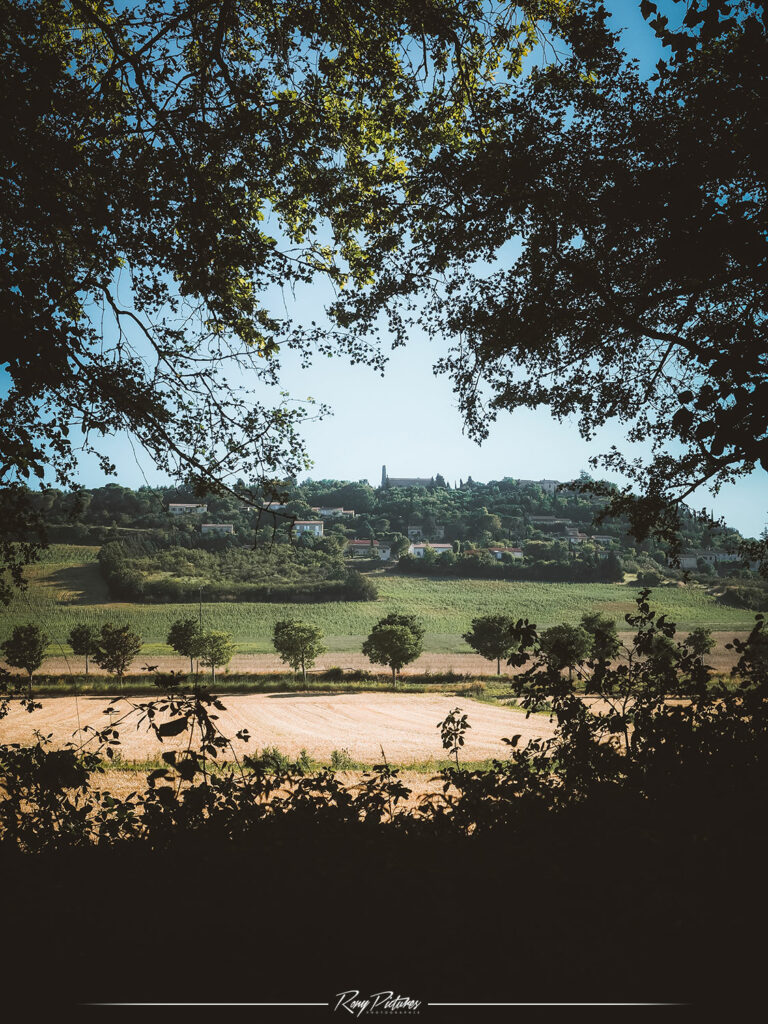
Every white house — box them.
[517,479,562,495]
[408,542,453,558]
[488,547,523,560]
[676,551,743,570]
[529,515,573,528]
[347,539,378,555]
[294,520,324,537]
[311,506,355,518]
[201,523,234,535]
[168,503,207,515]
[566,530,589,545]
[347,539,391,561]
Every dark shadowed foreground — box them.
[2,593,767,1019]
[2,805,766,1018]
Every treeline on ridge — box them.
[397,546,624,583]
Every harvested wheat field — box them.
[0,692,556,763]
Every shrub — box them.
[320,667,345,681]
[454,680,486,696]
[717,585,768,611]
[330,748,355,770]
[256,747,292,772]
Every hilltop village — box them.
[7,469,760,609]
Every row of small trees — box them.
[1,610,719,690]
[0,621,237,688]
[267,612,718,686]
[0,622,144,690]
[266,613,425,686]
[463,613,716,677]
[0,613,427,688]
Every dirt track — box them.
[0,692,556,763]
[28,631,747,678]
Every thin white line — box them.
[85,1001,684,1008]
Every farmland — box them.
[0,545,757,659]
[0,691,556,763]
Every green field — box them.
[0,545,757,655]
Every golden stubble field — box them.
[0,691,556,764]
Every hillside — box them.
[3,476,761,606]
[1,546,758,660]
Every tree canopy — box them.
[2,0,764,585]
[92,623,142,684]
[272,620,327,682]
[198,630,236,681]
[0,0,552,504]
[1,624,48,685]
[362,621,423,685]
[67,623,100,675]
[167,617,204,674]
[463,614,521,674]
[330,0,768,554]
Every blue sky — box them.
[7,1,767,539]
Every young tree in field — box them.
[539,624,591,683]
[198,631,236,683]
[272,621,327,684]
[167,617,204,674]
[362,624,423,688]
[644,634,680,679]
[93,624,142,688]
[1,624,48,693]
[580,613,620,662]
[686,627,716,659]
[579,612,620,687]
[374,613,426,645]
[67,624,99,676]
[463,615,520,675]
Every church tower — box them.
[381,465,388,488]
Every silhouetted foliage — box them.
[1,624,48,692]
[92,623,142,687]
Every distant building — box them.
[201,523,234,535]
[347,539,391,561]
[261,501,287,512]
[530,515,573,527]
[381,465,433,489]
[675,551,743,570]
[294,520,324,537]
[566,531,589,545]
[408,543,453,558]
[168,503,207,515]
[488,547,523,560]
[311,507,355,518]
[517,479,563,496]
[407,526,423,541]
[347,539,378,555]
